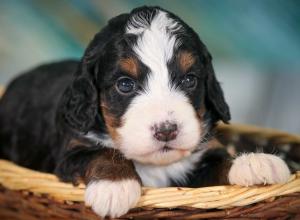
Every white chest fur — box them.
[134,150,205,187]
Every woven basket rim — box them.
[0,159,299,209]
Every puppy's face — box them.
[97,9,218,165]
[65,7,230,166]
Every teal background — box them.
[0,0,299,133]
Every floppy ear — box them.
[58,13,130,133]
[59,58,99,133]
[189,30,231,124]
[205,60,231,124]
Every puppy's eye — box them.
[180,74,197,89]
[116,77,136,94]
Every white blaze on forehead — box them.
[126,10,181,93]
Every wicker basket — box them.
[0,123,299,220]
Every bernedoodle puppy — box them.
[0,6,291,218]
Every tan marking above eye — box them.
[119,57,139,77]
[178,51,195,73]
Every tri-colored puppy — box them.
[0,6,291,218]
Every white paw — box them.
[85,179,141,218]
[228,153,291,186]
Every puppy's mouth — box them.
[158,146,191,157]
[129,146,192,165]
[138,145,190,156]
[160,146,172,153]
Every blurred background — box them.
[0,0,299,133]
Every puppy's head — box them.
[61,6,230,165]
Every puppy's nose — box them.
[154,122,178,142]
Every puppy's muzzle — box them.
[153,121,178,142]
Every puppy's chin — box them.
[126,148,192,165]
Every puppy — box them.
[0,6,290,218]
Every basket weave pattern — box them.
[0,159,299,219]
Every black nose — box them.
[154,122,178,142]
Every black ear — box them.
[205,62,231,124]
[189,30,231,124]
[58,30,104,133]
[59,60,98,133]
[58,13,130,133]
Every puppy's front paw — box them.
[85,179,141,218]
[228,153,290,186]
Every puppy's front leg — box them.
[55,146,141,218]
[189,147,291,187]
